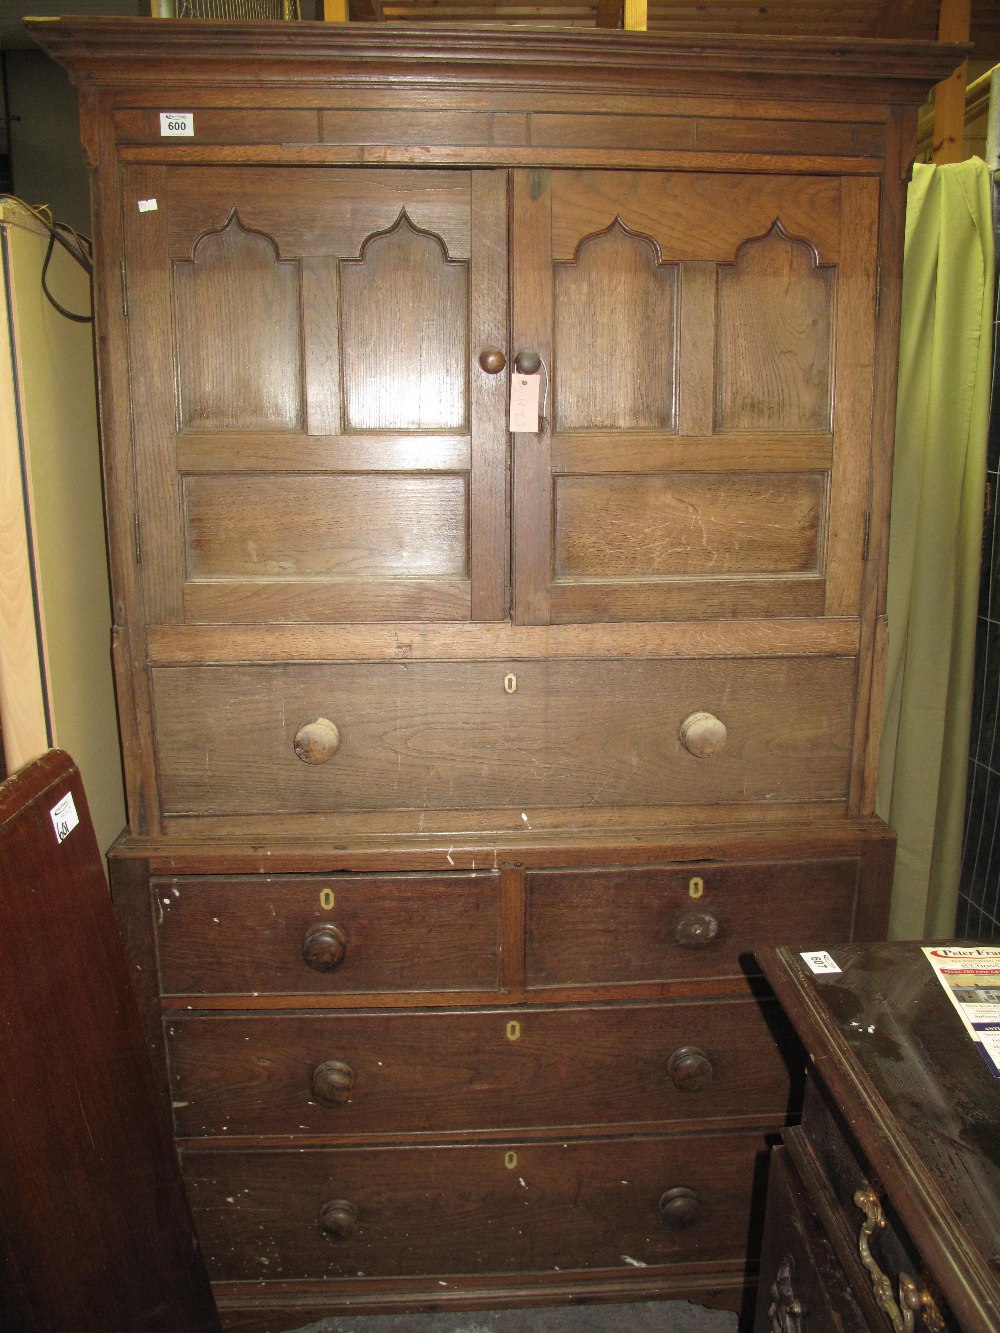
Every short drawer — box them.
[526,858,861,986]
[151,657,854,816]
[165,997,801,1137]
[182,1130,772,1280]
[154,872,499,996]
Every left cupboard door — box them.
[120,166,509,627]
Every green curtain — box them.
[877,158,995,940]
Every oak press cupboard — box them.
[31,19,962,1331]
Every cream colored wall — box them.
[0,201,126,858]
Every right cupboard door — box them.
[511,170,880,625]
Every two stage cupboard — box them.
[32,18,961,1331]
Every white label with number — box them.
[160,112,194,137]
[50,792,80,845]
[800,950,842,975]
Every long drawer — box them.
[182,1131,772,1280]
[526,858,861,986]
[165,998,801,1138]
[154,872,499,996]
[151,657,855,815]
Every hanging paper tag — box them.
[509,373,541,433]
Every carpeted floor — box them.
[290,1299,739,1331]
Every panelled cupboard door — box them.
[512,170,880,624]
[121,163,877,632]
[121,165,508,625]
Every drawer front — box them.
[753,1146,870,1333]
[183,1131,771,1280]
[166,998,801,1137]
[152,657,854,816]
[154,873,499,996]
[526,859,860,986]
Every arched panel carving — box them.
[340,210,468,432]
[716,221,834,432]
[173,210,302,431]
[555,218,677,432]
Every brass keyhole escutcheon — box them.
[504,673,517,694]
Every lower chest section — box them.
[114,829,893,1326]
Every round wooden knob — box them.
[679,711,727,758]
[514,349,542,375]
[478,347,507,374]
[673,909,719,949]
[311,1059,356,1104]
[293,717,341,765]
[302,922,348,971]
[667,1046,715,1092]
[318,1199,359,1242]
[659,1186,699,1229]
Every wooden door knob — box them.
[514,349,542,375]
[673,909,719,949]
[478,347,506,374]
[679,711,727,758]
[659,1186,699,1229]
[318,1199,360,1242]
[302,922,348,971]
[311,1059,356,1104]
[667,1046,715,1092]
[293,717,341,765]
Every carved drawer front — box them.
[166,997,799,1138]
[182,1131,772,1280]
[754,1146,871,1333]
[150,657,855,817]
[153,872,499,996]
[790,1083,946,1327]
[526,858,861,986]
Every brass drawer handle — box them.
[854,1186,943,1332]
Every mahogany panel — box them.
[150,657,856,816]
[321,109,491,145]
[181,1131,772,1280]
[154,872,499,996]
[526,858,862,986]
[165,998,800,1138]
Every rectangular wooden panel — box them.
[183,474,469,580]
[151,657,857,817]
[154,873,499,996]
[166,999,800,1138]
[553,473,823,578]
[526,859,862,986]
[182,1132,772,1280]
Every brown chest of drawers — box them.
[755,943,1000,1333]
[32,17,962,1331]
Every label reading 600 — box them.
[159,112,194,137]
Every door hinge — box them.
[133,511,142,566]
[862,510,872,562]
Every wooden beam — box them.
[596,0,624,28]
[623,0,646,31]
[932,0,972,163]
